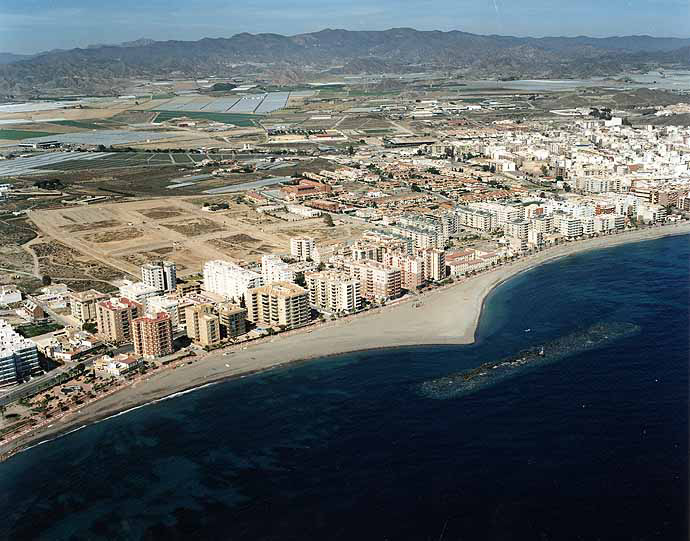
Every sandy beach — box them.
[2,222,689,459]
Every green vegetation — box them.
[50,120,107,130]
[0,129,57,140]
[17,322,63,338]
[153,110,261,126]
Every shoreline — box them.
[2,223,690,461]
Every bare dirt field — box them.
[27,197,369,277]
[160,218,224,237]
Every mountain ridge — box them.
[2,28,689,95]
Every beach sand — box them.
[2,223,689,459]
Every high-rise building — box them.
[146,295,181,329]
[118,280,160,306]
[261,255,295,284]
[132,312,173,358]
[383,253,426,291]
[96,297,143,344]
[218,303,248,339]
[175,280,202,297]
[69,289,108,323]
[0,319,39,388]
[290,237,315,261]
[244,282,311,330]
[185,304,221,347]
[345,260,402,301]
[141,261,177,293]
[419,247,446,281]
[305,271,361,313]
[203,260,264,301]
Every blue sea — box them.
[1,235,688,540]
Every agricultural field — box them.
[153,110,261,126]
[0,129,60,140]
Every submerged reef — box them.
[420,322,640,399]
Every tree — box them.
[540,165,549,176]
[323,214,335,227]
[41,275,52,286]
[347,145,355,156]
[410,183,422,192]
[563,183,572,193]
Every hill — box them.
[1,28,689,95]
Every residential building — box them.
[218,303,248,339]
[305,271,361,313]
[290,237,315,261]
[176,280,202,297]
[244,282,311,330]
[0,285,22,306]
[119,280,160,306]
[96,297,143,344]
[185,304,221,347]
[141,261,177,293]
[0,319,40,388]
[132,312,173,358]
[560,217,583,238]
[419,248,446,281]
[261,255,295,284]
[203,260,264,301]
[384,253,426,291]
[455,206,494,231]
[346,260,402,301]
[146,295,181,329]
[69,289,108,323]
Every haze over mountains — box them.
[1,28,689,95]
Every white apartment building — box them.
[559,217,583,238]
[119,280,161,306]
[0,319,40,388]
[291,237,315,261]
[505,220,529,240]
[141,261,177,293]
[305,271,361,313]
[455,206,494,231]
[419,248,446,281]
[391,224,439,249]
[0,285,22,305]
[470,202,524,227]
[203,260,264,301]
[146,295,181,329]
[261,255,295,284]
[593,214,625,232]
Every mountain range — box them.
[1,28,689,96]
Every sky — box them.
[1,0,689,54]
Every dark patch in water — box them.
[420,322,640,399]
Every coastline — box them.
[2,223,690,461]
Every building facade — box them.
[305,271,361,313]
[185,304,221,347]
[132,312,173,358]
[245,282,311,330]
[69,289,108,323]
[0,319,40,388]
[203,260,264,301]
[96,297,143,344]
[141,261,177,293]
[290,237,315,261]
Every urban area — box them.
[1,74,690,450]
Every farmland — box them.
[153,110,261,126]
[0,129,61,140]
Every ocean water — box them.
[0,235,688,540]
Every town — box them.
[2,84,690,448]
